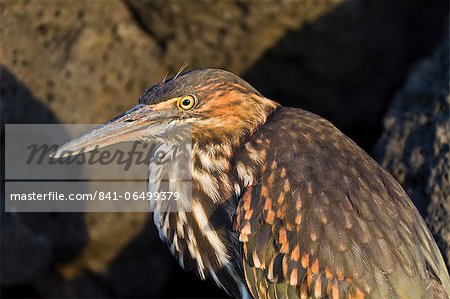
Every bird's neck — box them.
[151,97,279,297]
[192,95,279,201]
[192,93,279,150]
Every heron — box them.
[52,69,450,298]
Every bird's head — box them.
[51,69,278,158]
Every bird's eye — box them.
[178,95,196,110]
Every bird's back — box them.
[234,106,450,298]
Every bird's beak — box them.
[50,104,161,158]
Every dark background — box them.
[1,0,449,298]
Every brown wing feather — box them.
[234,107,450,298]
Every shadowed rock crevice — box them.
[375,28,450,267]
[243,0,448,150]
[1,68,87,292]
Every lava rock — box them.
[374,30,450,267]
[1,0,341,125]
[244,0,448,150]
[1,0,165,124]
[1,69,88,289]
[1,213,52,286]
[125,0,341,74]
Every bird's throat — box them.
[151,96,279,297]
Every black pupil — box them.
[182,99,191,107]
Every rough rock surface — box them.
[1,0,342,125]
[125,0,341,74]
[374,35,450,267]
[1,214,52,286]
[1,0,165,124]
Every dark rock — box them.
[1,68,88,288]
[19,213,88,263]
[1,66,59,124]
[244,0,448,150]
[30,219,174,298]
[104,218,172,298]
[32,272,110,298]
[1,213,52,286]
[374,31,450,267]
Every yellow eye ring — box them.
[178,95,196,110]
